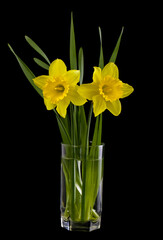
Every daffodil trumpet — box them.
[8,13,134,231]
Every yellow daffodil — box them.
[78,62,134,117]
[33,59,87,118]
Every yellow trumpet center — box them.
[99,75,123,102]
[43,78,69,104]
[54,84,65,92]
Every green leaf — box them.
[70,103,77,145]
[78,106,87,145]
[8,44,43,98]
[91,116,99,147]
[70,12,77,70]
[91,113,102,152]
[25,36,50,64]
[78,47,84,85]
[109,27,124,63]
[98,27,104,69]
[53,109,71,144]
[78,48,87,146]
[33,58,49,70]
[86,104,93,147]
[97,114,102,145]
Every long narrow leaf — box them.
[91,114,102,149]
[78,47,84,85]
[73,105,78,145]
[98,27,104,69]
[25,36,50,64]
[78,47,87,146]
[109,27,124,63]
[70,12,77,70]
[8,44,43,98]
[91,116,99,146]
[97,114,102,145]
[69,11,77,148]
[78,106,87,146]
[53,109,71,144]
[33,58,49,70]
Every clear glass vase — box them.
[60,143,105,232]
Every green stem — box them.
[70,158,76,220]
[81,104,93,221]
[62,159,70,219]
[86,104,93,147]
[69,104,75,220]
[70,103,80,220]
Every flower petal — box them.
[102,62,119,79]
[49,59,67,77]
[44,98,56,110]
[106,99,121,116]
[121,83,134,98]
[33,75,49,90]
[92,95,106,117]
[93,67,102,83]
[77,83,99,100]
[56,97,70,118]
[68,86,87,106]
[63,70,80,85]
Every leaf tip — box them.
[71,11,74,22]
[25,35,31,43]
[98,26,102,42]
[121,26,124,34]
[8,43,14,54]
[8,43,11,48]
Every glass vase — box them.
[60,143,105,232]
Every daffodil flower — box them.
[78,62,134,117]
[33,59,87,118]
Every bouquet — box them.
[8,13,134,231]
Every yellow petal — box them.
[33,75,49,90]
[106,99,121,116]
[63,70,80,85]
[68,86,87,106]
[102,62,119,79]
[77,83,99,100]
[56,97,70,118]
[121,83,134,98]
[44,98,56,110]
[49,59,67,77]
[93,67,102,83]
[92,95,106,117]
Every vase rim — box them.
[61,142,105,148]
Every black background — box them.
[2,0,156,238]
